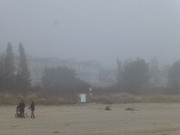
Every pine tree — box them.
[3,42,16,90]
[17,43,31,90]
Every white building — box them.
[28,57,102,87]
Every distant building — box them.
[28,57,109,87]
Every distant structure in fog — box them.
[28,57,114,87]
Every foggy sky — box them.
[0,0,180,69]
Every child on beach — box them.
[29,100,35,118]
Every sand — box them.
[0,103,180,135]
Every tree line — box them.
[1,43,180,94]
[116,58,180,94]
[0,43,89,93]
[0,43,31,91]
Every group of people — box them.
[16,100,35,118]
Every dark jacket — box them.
[17,101,25,112]
[29,101,35,111]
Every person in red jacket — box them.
[29,100,35,118]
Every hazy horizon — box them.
[0,0,180,69]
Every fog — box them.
[0,0,180,69]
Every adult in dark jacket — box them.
[17,100,25,118]
[29,100,35,118]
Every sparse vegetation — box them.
[1,90,180,105]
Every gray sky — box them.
[0,0,180,69]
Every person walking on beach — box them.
[29,100,35,118]
[17,100,25,118]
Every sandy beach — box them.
[1,103,180,135]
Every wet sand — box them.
[1,103,180,135]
